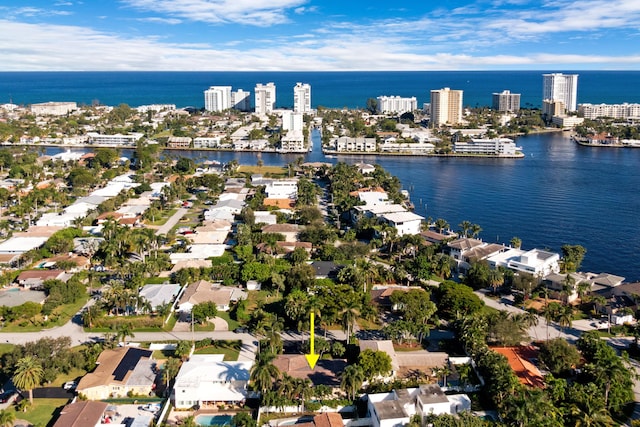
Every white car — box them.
[140,403,161,413]
[63,381,77,391]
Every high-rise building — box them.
[232,89,251,112]
[492,90,521,112]
[293,83,311,113]
[203,86,232,112]
[376,96,418,114]
[542,73,578,113]
[430,88,463,127]
[281,111,304,131]
[255,82,276,115]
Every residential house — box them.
[177,280,247,314]
[172,354,252,408]
[542,272,587,304]
[261,223,300,242]
[309,261,342,279]
[487,248,560,277]
[379,211,424,237]
[368,385,471,427]
[492,346,544,388]
[273,354,347,387]
[52,401,109,427]
[139,283,181,311]
[16,269,70,289]
[169,244,227,264]
[76,347,156,400]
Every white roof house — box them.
[357,191,390,207]
[139,284,181,310]
[169,244,227,264]
[0,236,48,254]
[172,355,253,408]
[368,385,471,427]
[380,212,424,237]
[487,248,560,277]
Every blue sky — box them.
[1,0,640,71]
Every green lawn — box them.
[216,311,240,331]
[193,342,240,361]
[145,208,177,226]
[20,398,70,426]
[1,296,89,332]
[0,343,15,357]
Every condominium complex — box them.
[492,90,521,112]
[430,88,463,127]
[330,136,377,152]
[453,138,519,156]
[376,96,418,114]
[293,83,311,114]
[255,82,276,115]
[281,111,304,132]
[30,101,77,116]
[204,86,232,112]
[542,73,578,112]
[578,103,640,120]
[231,90,251,112]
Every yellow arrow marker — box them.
[304,311,320,369]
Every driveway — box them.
[156,208,189,236]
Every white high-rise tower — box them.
[542,73,578,113]
[293,82,311,113]
[255,83,276,115]
[430,88,463,127]
[203,86,232,112]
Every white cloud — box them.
[137,17,182,25]
[1,19,639,71]
[121,0,308,26]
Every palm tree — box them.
[458,220,472,238]
[488,269,504,294]
[510,236,522,249]
[114,322,135,346]
[557,305,573,334]
[12,356,44,404]
[250,351,280,394]
[340,299,361,344]
[576,280,592,303]
[0,409,15,427]
[162,357,182,389]
[340,365,365,401]
[470,223,482,238]
[434,218,449,233]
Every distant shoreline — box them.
[5,142,526,159]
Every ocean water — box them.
[1,71,640,109]
[6,70,639,279]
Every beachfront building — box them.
[293,82,312,113]
[487,248,561,277]
[255,82,276,115]
[330,136,377,152]
[204,86,232,112]
[87,132,143,146]
[578,103,640,120]
[377,96,418,114]
[232,89,251,112]
[30,101,77,116]
[453,138,520,156]
[543,73,579,112]
[430,88,463,127]
[492,90,521,112]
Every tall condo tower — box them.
[231,89,251,112]
[204,86,232,112]
[255,83,276,115]
[293,83,311,113]
[542,73,578,112]
[492,90,521,112]
[430,88,463,127]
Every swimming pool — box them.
[195,414,233,426]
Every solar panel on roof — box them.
[112,348,152,381]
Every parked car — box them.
[140,403,161,413]
[0,392,14,403]
[63,381,77,391]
